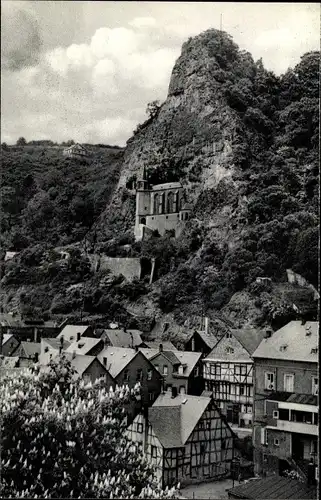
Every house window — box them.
[274,438,279,447]
[136,369,143,381]
[273,410,279,419]
[210,365,216,375]
[239,385,245,396]
[137,423,143,433]
[241,365,247,376]
[147,369,152,380]
[155,364,159,371]
[200,443,206,454]
[234,365,241,376]
[151,445,157,458]
[264,372,275,391]
[261,428,268,445]
[179,386,186,395]
[194,366,199,377]
[163,365,168,376]
[123,370,129,381]
[221,439,226,450]
[226,346,234,354]
[312,377,318,395]
[83,374,90,383]
[178,365,184,375]
[149,392,155,402]
[191,338,195,351]
[284,374,294,393]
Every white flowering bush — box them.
[0,355,179,499]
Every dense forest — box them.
[0,30,319,333]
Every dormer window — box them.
[178,365,184,375]
[44,346,49,353]
[280,344,288,352]
[311,347,318,354]
[78,343,85,349]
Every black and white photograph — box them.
[0,1,319,499]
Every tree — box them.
[16,137,27,146]
[0,355,179,499]
[146,101,161,119]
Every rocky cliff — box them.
[1,29,318,336]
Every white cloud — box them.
[129,17,157,28]
[90,27,142,59]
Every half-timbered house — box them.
[126,391,236,488]
[203,328,265,428]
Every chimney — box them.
[159,343,163,352]
[204,317,209,335]
[77,331,81,342]
[103,357,107,366]
[265,329,272,339]
[171,386,178,399]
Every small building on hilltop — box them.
[252,320,319,481]
[134,168,192,241]
[126,391,236,488]
[63,143,89,159]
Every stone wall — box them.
[89,255,142,281]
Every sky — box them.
[1,1,320,146]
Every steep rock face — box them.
[96,30,245,241]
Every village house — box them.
[140,345,204,395]
[97,346,163,407]
[57,324,94,343]
[39,338,71,365]
[43,352,116,387]
[134,168,192,241]
[64,336,104,357]
[203,328,266,429]
[11,341,41,368]
[0,333,20,356]
[252,321,319,482]
[101,328,146,348]
[184,318,222,357]
[0,313,60,342]
[126,391,236,488]
[144,340,178,350]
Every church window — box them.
[167,192,174,213]
[154,193,159,214]
[159,193,165,214]
[140,217,146,225]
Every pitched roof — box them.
[227,475,317,499]
[18,342,41,357]
[103,329,143,348]
[144,341,178,351]
[266,391,318,406]
[252,321,319,363]
[0,314,23,327]
[65,337,102,356]
[231,328,266,355]
[97,347,138,378]
[152,182,182,191]
[2,333,14,345]
[191,330,220,349]
[57,325,90,343]
[52,353,105,377]
[151,393,212,447]
[140,348,201,377]
[42,338,71,350]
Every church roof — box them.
[152,182,182,191]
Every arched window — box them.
[173,191,179,212]
[159,192,165,214]
[167,191,174,213]
[140,217,146,225]
[154,193,159,214]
